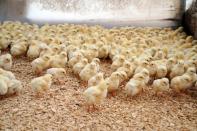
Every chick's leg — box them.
[111,91,117,97]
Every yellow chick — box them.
[49,44,62,54]
[0,53,12,70]
[148,61,157,77]
[46,68,66,84]
[98,45,109,58]
[125,74,146,97]
[83,47,99,62]
[185,36,193,43]
[166,57,177,73]
[79,62,98,82]
[184,67,197,83]
[50,52,68,68]
[31,55,51,75]
[90,58,100,72]
[116,60,134,79]
[171,75,192,93]
[0,75,10,95]
[83,80,109,112]
[68,54,84,67]
[111,56,125,71]
[169,60,185,79]
[27,40,42,59]
[0,79,8,95]
[134,60,149,74]
[106,72,122,96]
[72,58,88,75]
[154,50,165,60]
[0,68,15,79]
[155,64,168,79]
[10,42,28,57]
[31,74,52,96]
[152,78,169,95]
[139,68,150,84]
[7,79,22,95]
[88,72,104,87]
[0,36,11,50]
[39,44,54,57]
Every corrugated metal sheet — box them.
[0,0,187,27]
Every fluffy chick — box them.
[10,42,28,57]
[152,78,169,95]
[0,75,10,95]
[169,60,185,79]
[73,58,88,75]
[134,60,149,74]
[125,74,146,97]
[68,54,83,67]
[27,40,42,59]
[0,79,8,95]
[79,62,98,82]
[31,55,51,75]
[171,75,192,93]
[31,74,52,96]
[46,68,66,84]
[0,53,12,70]
[7,79,22,95]
[155,64,168,79]
[0,68,15,79]
[50,52,68,68]
[83,80,109,112]
[98,45,109,58]
[111,56,125,71]
[88,72,104,87]
[106,72,122,96]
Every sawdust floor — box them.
[0,57,197,131]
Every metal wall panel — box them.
[0,0,186,27]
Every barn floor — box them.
[0,56,197,130]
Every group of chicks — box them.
[0,21,197,111]
[0,53,22,96]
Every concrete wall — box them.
[0,0,185,27]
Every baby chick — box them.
[152,78,169,95]
[46,68,66,84]
[0,79,8,95]
[68,54,83,67]
[31,55,51,75]
[98,45,109,58]
[88,72,104,87]
[0,53,12,70]
[83,80,109,112]
[169,60,185,79]
[10,41,28,57]
[73,58,88,75]
[134,60,149,74]
[139,68,150,84]
[166,57,177,73]
[31,74,52,97]
[27,40,42,59]
[147,61,157,77]
[0,36,11,50]
[155,64,168,79]
[111,56,125,71]
[184,67,197,83]
[116,60,134,79]
[7,79,22,95]
[106,72,122,96]
[125,74,146,97]
[0,68,15,79]
[79,62,98,82]
[171,75,192,93]
[50,52,68,68]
